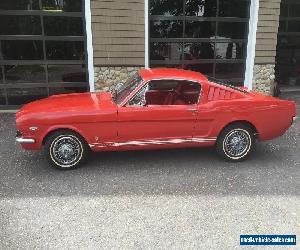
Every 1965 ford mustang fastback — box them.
[16,68,297,169]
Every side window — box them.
[173,81,201,105]
[149,80,178,90]
[127,80,201,106]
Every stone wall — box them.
[94,64,276,95]
[94,66,142,92]
[253,64,275,95]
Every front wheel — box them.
[216,124,255,162]
[44,130,89,170]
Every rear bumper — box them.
[292,116,297,124]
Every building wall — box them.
[254,0,281,94]
[91,0,145,90]
[90,0,282,95]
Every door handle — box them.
[187,108,197,113]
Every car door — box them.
[117,79,200,146]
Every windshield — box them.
[206,76,248,94]
[114,73,143,105]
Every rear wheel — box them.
[216,123,255,162]
[44,130,89,170]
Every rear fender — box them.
[251,103,296,141]
[212,116,259,141]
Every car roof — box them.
[139,68,208,83]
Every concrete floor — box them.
[0,93,299,249]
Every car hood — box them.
[17,92,116,117]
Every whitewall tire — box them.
[216,123,255,162]
[44,130,89,170]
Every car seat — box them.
[172,84,186,105]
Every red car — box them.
[16,68,297,169]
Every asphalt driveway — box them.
[0,93,299,249]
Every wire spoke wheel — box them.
[49,135,84,168]
[224,130,250,158]
[216,124,255,162]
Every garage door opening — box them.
[149,0,251,87]
[0,0,89,109]
[276,0,300,93]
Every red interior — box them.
[145,91,170,105]
[145,83,200,105]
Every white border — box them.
[145,0,149,68]
[244,0,260,90]
[85,0,95,92]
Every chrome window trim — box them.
[121,78,203,107]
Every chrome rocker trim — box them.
[90,137,217,148]
[16,137,36,143]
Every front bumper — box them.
[16,137,35,143]
[16,131,35,144]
